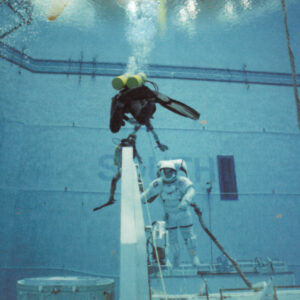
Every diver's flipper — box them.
[156,92,200,120]
[93,200,115,212]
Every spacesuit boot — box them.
[191,255,201,267]
[172,247,180,268]
[187,240,201,267]
[188,245,201,267]
[181,227,201,268]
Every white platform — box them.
[119,146,150,300]
[152,289,300,300]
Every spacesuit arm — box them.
[141,179,161,204]
[178,186,195,210]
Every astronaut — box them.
[141,160,201,267]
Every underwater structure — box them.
[117,146,300,299]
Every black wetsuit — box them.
[110,85,157,133]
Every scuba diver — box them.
[141,159,201,267]
[93,129,143,212]
[109,79,200,152]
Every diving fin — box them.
[93,199,115,212]
[156,92,200,120]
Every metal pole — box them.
[191,203,253,289]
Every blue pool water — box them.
[1,0,300,299]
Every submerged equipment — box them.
[112,73,130,90]
[146,221,169,266]
[191,203,253,289]
[127,72,148,89]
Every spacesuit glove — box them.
[141,194,147,204]
[178,200,188,211]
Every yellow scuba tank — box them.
[112,73,131,90]
[126,72,148,89]
[112,72,147,90]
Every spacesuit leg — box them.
[168,228,180,267]
[180,225,201,267]
[165,213,180,267]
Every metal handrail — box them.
[1,41,300,87]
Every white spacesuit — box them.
[141,160,201,267]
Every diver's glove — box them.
[156,141,168,152]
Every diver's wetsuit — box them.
[110,85,157,133]
[109,83,200,152]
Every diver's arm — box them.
[110,96,125,133]
[135,149,144,166]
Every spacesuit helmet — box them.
[159,161,177,183]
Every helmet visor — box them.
[162,168,176,179]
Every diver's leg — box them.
[145,121,168,151]
[133,123,142,133]
[109,168,121,203]
[93,168,121,212]
[139,102,156,123]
